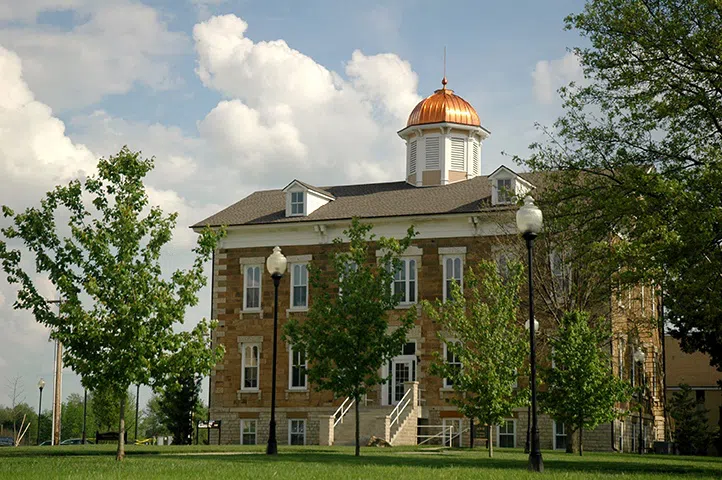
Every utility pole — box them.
[48,299,62,446]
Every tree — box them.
[423,260,527,457]
[539,311,632,455]
[519,0,722,371]
[0,147,224,460]
[284,218,416,456]
[156,372,202,445]
[61,393,90,441]
[669,384,712,455]
[139,396,169,440]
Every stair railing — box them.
[389,388,412,428]
[333,397,355,427]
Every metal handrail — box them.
[389,388,412,427]
[417,425,470,446]
[333,397,354,428]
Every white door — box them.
[392,359,413,404]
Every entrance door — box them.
[392,359,412,403]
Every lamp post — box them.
[517,196,544,473]
[524,319,540,455]
[265,246,287,455]
[634,347,646,455]
[37,378,45,445]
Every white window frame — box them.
[290,191,305,216]
[393,258,417,305]
[288,419,306,445]
[241,343,260,391]
[442,255,464,301]
[290,263,309,310]
[443,341,462,388]
[497,178,513,204]
[496,419,516,448]
[243,264,262,311]
[240,419,257,445]
[494,250,516,282]
[288,344,308,391]
[442,418,462,447]
[553,421,567,450]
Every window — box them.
[291,263,308,309]
[497,419,516,448]
[290,191,304,215]
[696,390,705,404]
[443,342,462,388]
[443,418,462,447]
[242,344,260,390]
[497,178,513,204]
[443,256,463,301]
[393,258,417,304]
[496,251,515,281]
[288,345,307,390]
[338,260,357,297]
[550,250,571,296]
[553,421,567,450]
[408,140,417,175]
[240,419,257,445]
[425,136,440,169]
[288,419,306,445]
[450,137,465,171]
[243,265,261,310]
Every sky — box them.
[0,0,587,410]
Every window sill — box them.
[287,307,309,314]
[394,303,417,310]
[240,388,260,393]
[241,308,262,314]
[440,386,455,393]
[286,388,308,393]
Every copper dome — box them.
[407,78,480,128]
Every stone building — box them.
[193,78,665,450]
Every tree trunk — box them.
[579,425,584,457]
[117,395,126,461]
[566,427,577,454]
[488,424,493,458]
[354,394,360,457]
[469,418,474,449]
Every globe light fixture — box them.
[265,246,287,455]
[266,246,288,277]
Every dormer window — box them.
[291,191,304,215]
[497,178,513,204]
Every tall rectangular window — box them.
[550,250,571,296]
[288,345,307,390]
[393,258,417,304]
[291,263,308,308]
[443,256,463,301]
[425,136,440,169]
[240,419,257,445]
[243,265,261,310]
[553,421,567,450]
[290,191,304,215]
[497,419,516,448]
[443,342,462,388]
[497,178,513,203]
[241,343,260,390]
[288,419,306,445]
[496,251,515,282]
[450,137,466,171]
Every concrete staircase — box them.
[321,382,420,447]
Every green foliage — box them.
[423,260,527,456]
[61,393,91,441]
[156,372,203,445]
[0,147,225,458]
[139,396,170,440]
[669,384,711,455]
[284,218,416,456]
[540,311,632,454]
[519,0,722,370]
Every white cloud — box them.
[0,1,187,110]
[531,52,583,105]
[192,14,421,187]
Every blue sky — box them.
[0,0,587,409]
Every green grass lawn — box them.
[0,445,720,479]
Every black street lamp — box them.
[37,378,45,445]
[265,246,287,455]
[524,318,540,455]
[82,389,87,445]
[634,347,646,455]
[517,196,544,473]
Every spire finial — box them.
[442,46,447,89]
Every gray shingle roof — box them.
[192,174,542,228]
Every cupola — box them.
[398,78,490,187]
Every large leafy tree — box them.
[284,218,416,456]
[423,260,527,457]
[0,147,224,459]
[669,384,712,455]
[156,371,203,445]
[540,311,632,455]
[521,0,722,371]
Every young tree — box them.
[540,311,632,455]
[519,0,722,371]
[284,218,416,456]
[669,384,712,455]
[61,393,91,441]
[139,396,170,440]
[156,372,203,445]
[0,147,224,460]
[423,260,527,457]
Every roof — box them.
[192,173,543,229]
[406,79,481,128]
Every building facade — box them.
[194,79,665,450]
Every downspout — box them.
[610,284,619,452]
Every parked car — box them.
[59,438,94,445]
[0,437,14,447]
[39,440,52,446]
